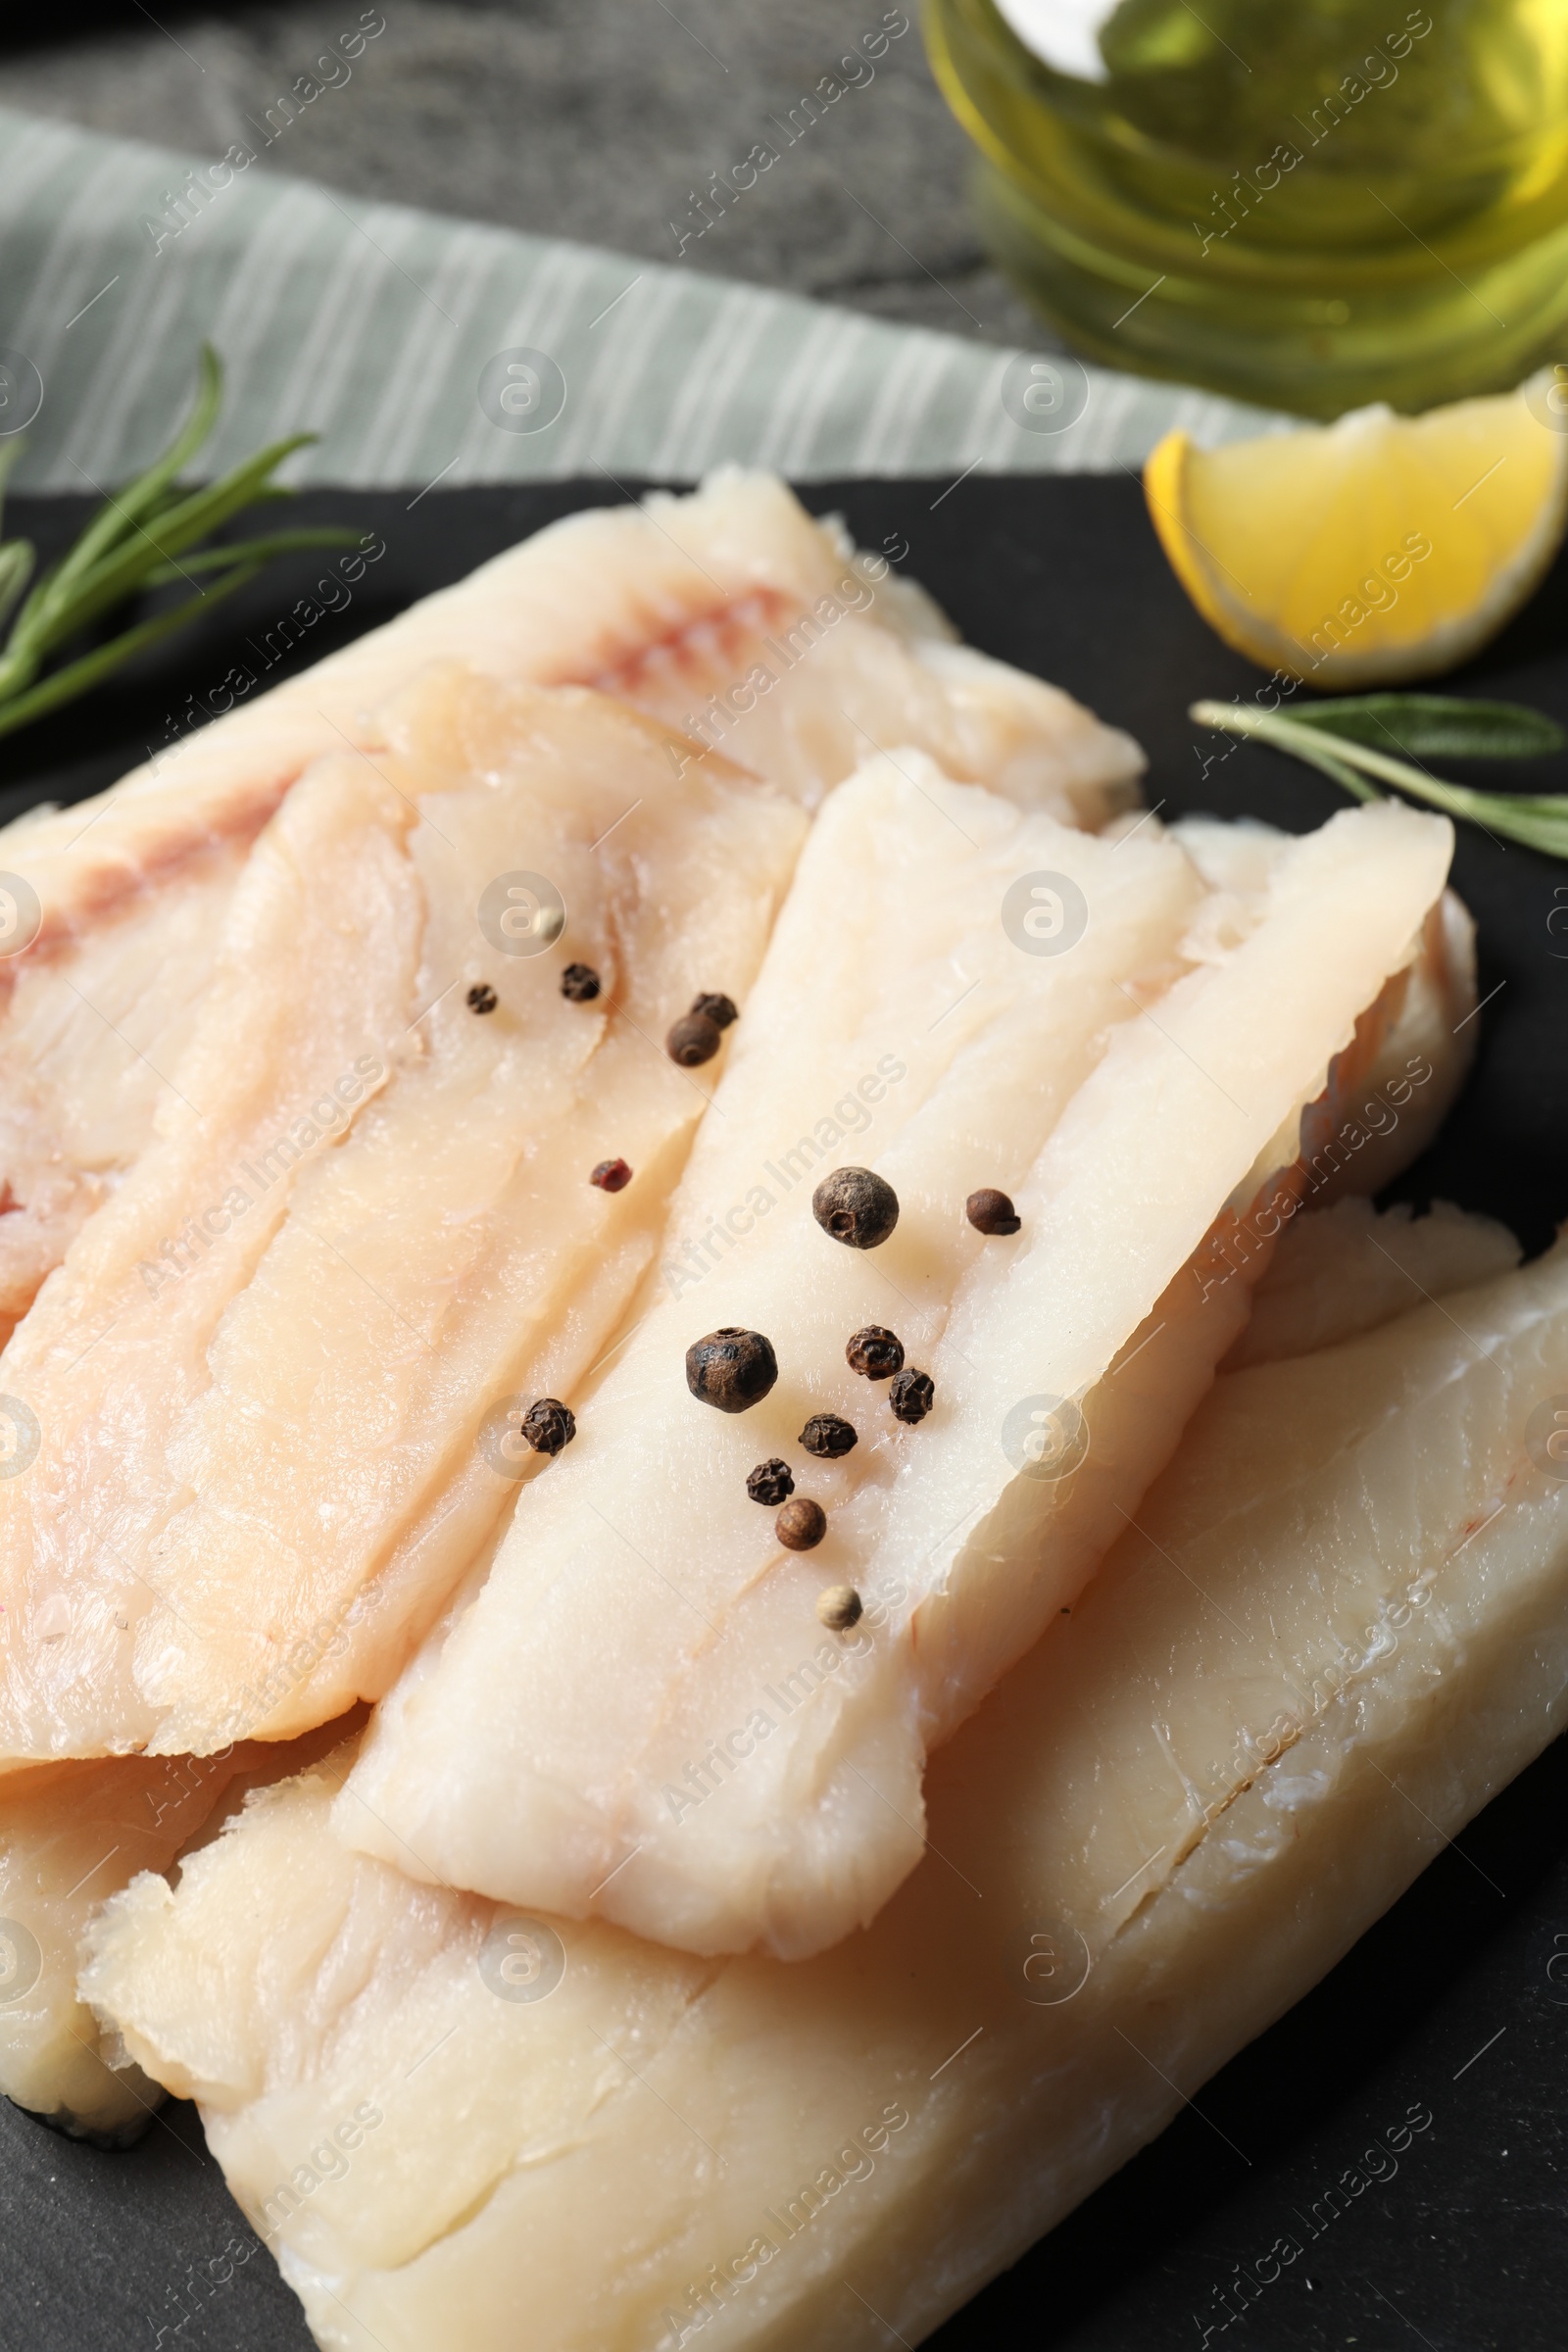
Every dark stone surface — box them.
[0,1,1051,347]
[0,473,1566,2347]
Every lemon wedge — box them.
[1145,373,1568,687]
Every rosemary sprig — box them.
[1290,695,1564,760]
[0,345,358,745]
[1190,695,1568,858]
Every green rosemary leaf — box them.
[0,346,358,746]
[1189,697,1568,861]
[140,527,360,585]
[1443,794,1568,856]
[21,435,318,660]
[1293,693,1564,760]
[40,345,224,611]
[126,432,318,558]
[0,440,27,547]
[1267,728,1381,805]
[0,541,34,637]
[0,561,265,744]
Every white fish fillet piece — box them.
[0,1712,359,2141]
[478,470,1142,821]
[0,677,805,1769]
[1306,888,1476,1196]
[342,782,1455,1959]
[0,473,1138,1332]
[0,888,1474,2147]
[81,1213,1568,2352]
[2,472,1139,903]
[1169,813,1478,1199]
[0,837,249,1333]
[1231,1194,1520,1367]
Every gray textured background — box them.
[0,2,1051,346]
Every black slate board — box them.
[2,476,1566,2352]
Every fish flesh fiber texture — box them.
[342,776,1458,1959]
[1166,812,1477,1197]
[1229,1193,1519,1367]
[81,1202,1568,2352]
[0,483,1487,2279]
[0,1712,361,2141]
[0,478,1143,2119]
[0,675,808,1770]
[0,841,1474,2142]
[0,474,1139,1327]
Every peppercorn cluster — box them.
[679,1160,1024,1628]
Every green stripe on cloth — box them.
[0,105,1287,489]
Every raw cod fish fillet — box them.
[0,833,248,1336]
[1168,813,1477,1197]
[1228,1192,1519,1367]
[0,1712,361,2141]
[575,485,1142,821]
[0,674,805,1769]
[0,474,1138,1324]
[81,1202,1568,2352]
[0,812,1471,2147]
[342,775,1457,1959]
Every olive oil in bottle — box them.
[925,0,1568,414]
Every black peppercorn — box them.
[691,991,738,1030]
[591,1158,632,1193]
[799,1412,857,1459]
[816,1584,862,1632]
[561,963,602,1003]
[521,1396,576,1455]
[845,1324,904,1381]
[811,1166,900,1250]
[746,1458,795,1506]
[686,1327,778,1413]
[777,1497,827,1551]
[889,1369,934,1426]
[967,1187,1021,1236]
[466,982,498,1015]
[666,1009,722,1067]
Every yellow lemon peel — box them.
[1146,373,1568,688]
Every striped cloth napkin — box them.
[0,103,1283,491]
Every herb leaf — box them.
[0,345,360,744]
[1189,697,1568,860]
[0,541,34,638]
[0,562,267,745]
[140,529,366,586]
[1292,693,1564,760]
[1264,725,1381,805]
